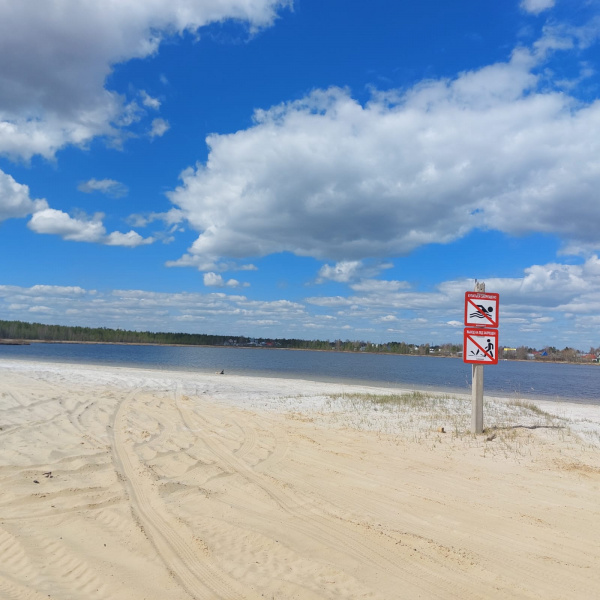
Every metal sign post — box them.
[463,282,500,434]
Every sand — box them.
[0,359,599,600]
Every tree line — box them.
[3,319,595,362]
[0,319,454,355]
[503,345,599,363]
[0,320,232,346]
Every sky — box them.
[2,0,600,350]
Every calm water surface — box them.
[1,343,598,405]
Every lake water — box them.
[1,342,598,405]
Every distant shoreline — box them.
[1,338,598,366]
[4,338,449,355]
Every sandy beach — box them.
[0,360,599,599]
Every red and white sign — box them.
[463,328,499,365]
[464,292,499,328]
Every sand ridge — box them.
[0,360,599,599]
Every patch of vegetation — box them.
[506,399,552,418]
[329,390,459,408]
[317,390,580,458]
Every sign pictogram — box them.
[463,328,499,365]
[464,292,499,328]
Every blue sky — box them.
[2,0,600,349]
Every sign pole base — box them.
[472,364,484,434]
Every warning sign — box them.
[464,292,499,328]
[463,328,499,365]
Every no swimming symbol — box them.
[469,304,494,321]
[464,292,499,328]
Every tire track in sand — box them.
[0,576,52,600]
[111,389,260,600]
[174,389,457,599]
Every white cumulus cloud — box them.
[27,208,154,247]
[0,169,48,221]
[28,208,106,242]
[168,32,600,265]
[203,272,248,288]
[106,230,155,247]
[0,0,289,160]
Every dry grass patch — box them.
[506,399,553,418]
[330,390,455,408]
[310,390,580,457]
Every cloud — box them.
[0,285,306,337]
[0,284,89,297]
[78,178,128,198]
[316,260,392,283]
[204,272,227,287]
[1,170,151,247]
[128,208,184,228]
[0,0,289,160]
[27,208,154,247]
[452,257,600,307]
[5,254,600,346]
[149,118,170,138]
[306,254,600,346]
[378,314,398,322]
[105,230,155,247]
[140,91,161,110]
[350,279,410,293]
[166,252,257,273]
[317,261,363,283]
[203,272,248,288]
[30,285,88,296]
[0,169,48,221]
[28,208,106,242]
[0,285,95,318]
[168,31,600,265]
[521,0,555,15]
[28,306,53,314]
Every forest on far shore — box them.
[0,319,447,355]
[1,319,596,362]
